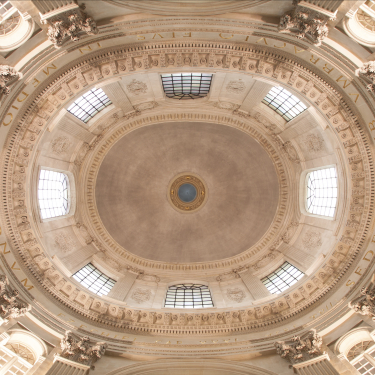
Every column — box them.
[238,268,271,300]
[46,356,90,375]
[293,354,340,375]
[107,271,137,301]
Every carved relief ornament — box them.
[0,42,372,335]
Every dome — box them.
[0,1,374,374]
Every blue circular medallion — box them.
[178,183,197,203]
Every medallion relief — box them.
[126,79,148,95]
[302,231,322,251]
[226,288,246,303]
[131,288,152,304]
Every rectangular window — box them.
[161,73,213,100]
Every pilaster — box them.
[238,268,271,300]
[46,355,90,375]
[107,270,138,301]
[293,354,340,375]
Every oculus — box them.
[168,173,207,213]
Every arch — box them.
[6,329,48,363]
[334,327,374,358]
[105,359,278,375]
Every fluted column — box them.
[293,354,340,375]
[46,355,90,375]
[238,269,271,300]
[107,271,137,301]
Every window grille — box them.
[164,284,214,308]
[161,73,213,100]
[72,263,116,296]
[0,346,32,374]
[350,344,375,374]
[67,88,111,123]
[38,169,69,220]
[355,0,375,32]
[262,262,304,294]
[306,167,338,218]
[262,86,307,121]
[348,341,374,361]
[5,344,34,365]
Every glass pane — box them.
[262,262,304,294]
[164,284,214,308]
[72,263,116,296]
[67,88,111,123]
[306,167,338,218]
[161,73,213,100]
[38,169,69,220]
[262,86,307,122]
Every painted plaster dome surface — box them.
[95,121,279,262]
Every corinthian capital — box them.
[349,282,375,318]
[0,275,31,321]
[275,329,323,364]
[60,331,107,370]
[278,4,334,46]
[0,65,21,97]
[43,8,98,47]
[356,61,375,94]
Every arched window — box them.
[262,261,304,294]
[72,263,116,296]
[262,86,307,121]
[0,1,20,36]
[165,284,214,308]
[67,87,111,123]
[0,329,47,374]
[347,341,375,374]
[161,73,213,100]
[344,0,375,47]
[38,169,69,220]
[306,167,338,218]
